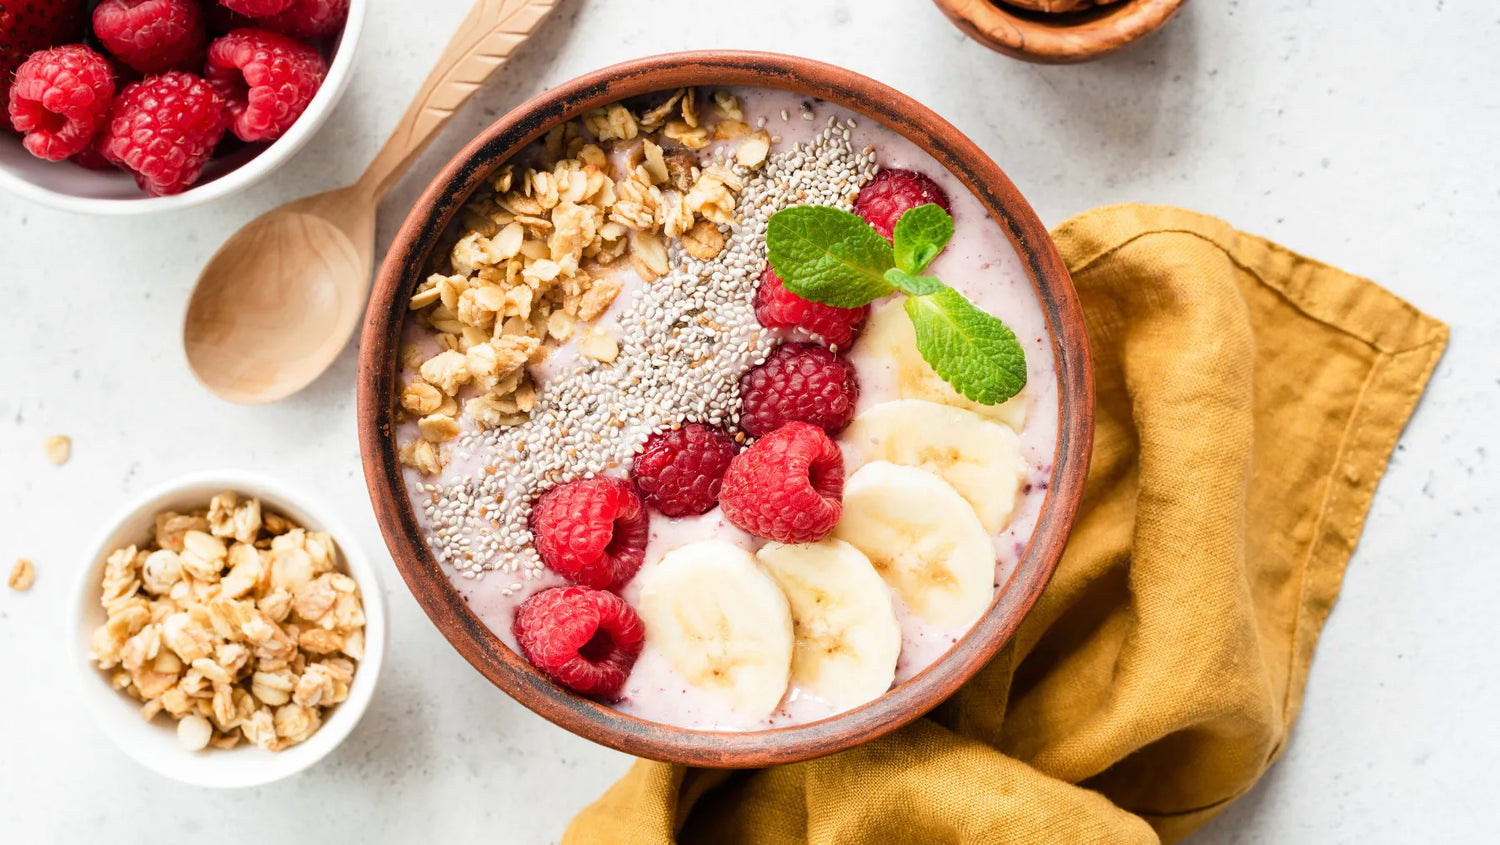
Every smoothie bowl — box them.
[357,52,1093,766]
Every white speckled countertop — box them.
[2,1,1496,842]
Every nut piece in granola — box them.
[8,558,34,591]
[87,493,365,753]
[42,435,71,466]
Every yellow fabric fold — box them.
[564,204,1448,844]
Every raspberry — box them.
[92,0,206,75]
[513,586,645,700]
[719,422,844,543]
[206,28,326,142]
[7,45,116,162]
[0,1,86,133]
[754,266,869,348]
[257,0,348,38]
[100,71,227,196]
[532,477,650,591]
[631,424,736,517]
[739,343,860,437]
[853,168,952,240]
[218,0,297,16]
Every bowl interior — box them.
[0,0,365,215]
[70,472,386,788]
[358,51,1093,767]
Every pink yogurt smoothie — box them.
[400,87,1059,731]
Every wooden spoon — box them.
[185,0,557,404]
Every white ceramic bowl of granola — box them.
[68,470,387,788]
[0,0,366,215]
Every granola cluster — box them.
[397,88,773,476]
[89,492,365,752]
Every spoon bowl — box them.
[185,189,374,404]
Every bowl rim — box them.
[67,468,388,788]
[930,0,1187,64]
[0,0,367,216]
[357,50,1094,768]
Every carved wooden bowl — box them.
[356,51,1094,767]
[932,0,1188,64]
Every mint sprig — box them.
[765,203,1027,405]
[764,206,894,308]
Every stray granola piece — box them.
[682,221,726,260]
[8,558,35,591]
[42,435,71,465]
[579,327,620,363]
[736,130,771,169]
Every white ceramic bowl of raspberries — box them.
[0,0,365,215]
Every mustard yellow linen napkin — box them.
[564,204,1448,844]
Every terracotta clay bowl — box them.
[357,51,1094,767]
[932,0,1187,64]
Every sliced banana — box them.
[860,299,1030,431]
[756,539,901,712]
[832,462,995,629]
[844,399,1028,534]
[636,540,793,719]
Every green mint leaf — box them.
[766,206,895,308]
[892,203,954,275]
[884,267,944,297]
[904,286,1028,405]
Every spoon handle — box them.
[357,0,557,200]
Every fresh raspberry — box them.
[0,1,86,133]
[218,0,296,16]
[853,168,952,240]
[631,424,737,517]
[754,266,869,348]
[7,45,116,161]
[206,28,325,142]
[100,71,227,196]
[532,477,650,591]
[92,0,206,75]
[739,343,860,437]
[513,586,645,700]
[257,0,348,38]
[719,422,844,543]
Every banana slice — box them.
[832,462,996,629]
[860,299,1030,431]
[636,540,794,719]
[756,539,901,712]
[844,399,1028,533]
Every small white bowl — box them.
[0,0,366,216]
[69,470,387,788]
